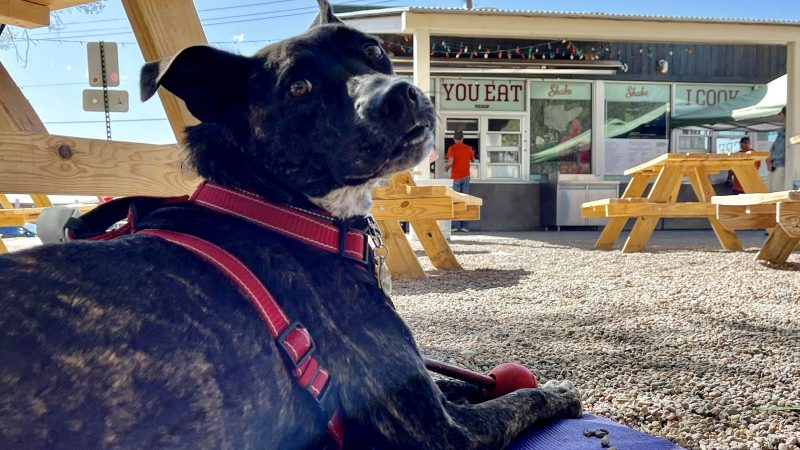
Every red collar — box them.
[190,182,372,266]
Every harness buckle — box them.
[277,321,316,370]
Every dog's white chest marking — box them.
[309,182,377,219]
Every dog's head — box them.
[141,0,434,219]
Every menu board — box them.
[604,139,669,175]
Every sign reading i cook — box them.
[439,78,526,111]
[672,83,757,116]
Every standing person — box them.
[726,136,761,194]
[445,129,475,232]
[767,106,786,192]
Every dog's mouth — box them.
[400,122,431,148]
[341,121,433,185]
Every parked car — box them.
[0,225,37,238]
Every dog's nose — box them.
[380,80,421,121]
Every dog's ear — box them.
[309,0,342,28]
[140,45,254,124]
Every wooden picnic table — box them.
[582,151,769,253]
[712,190,800,265]
[370,171,482,279]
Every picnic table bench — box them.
[582,151,769,253]
[370,171,482,279]
[712,190,800,265]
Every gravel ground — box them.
[395,229,800,450]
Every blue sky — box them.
[2,0,800,145]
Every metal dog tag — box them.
[366,215,392,297]
[377,258,392,297]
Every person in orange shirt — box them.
[445,129,475,232]
[726,136,761,194]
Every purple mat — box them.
[509,414,685,450]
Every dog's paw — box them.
[541,379,583,418]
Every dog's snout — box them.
[380,80,422,121]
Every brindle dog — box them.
[0,1,581,448]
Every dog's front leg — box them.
[439,380,582,449]
[435,379,485,404]
[359,377,581,449]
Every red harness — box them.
[70,182,373,449]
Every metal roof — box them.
[334,5,800,27]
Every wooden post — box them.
[122,0,208,143]
[594,173,649,249]
[622,166,682,253]
[0,61,51,207]
[687,167,741,251]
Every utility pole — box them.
[463,0,472,9]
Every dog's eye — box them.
[290,80,312,97]
[364,44,384,61]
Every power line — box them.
[19,81,87,88]
[55,0,306,26]
[45,118,168,124]
[28,0,399,39]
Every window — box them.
[486,118,522,178]
[605,83,669,140]
[676,129,712,153]
[529,81,592,179]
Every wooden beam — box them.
[757,221,800,265]
[410,219,461,271]
[404,11,800,45]
[717,204,777,230]
[0,0,49,28]
[376,219,425,279]
[0,60,52,207]
[594,173,650,250]
[712,190,800,205]
[122,0,207,143]
[777,201,800,228]
[0,131,200,196]
[371,197,454,221]
[606,201,716,218]
[33,0,96,10]
[452,205,480,221]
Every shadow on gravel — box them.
[394,268,528,294]
[413,249,492,257]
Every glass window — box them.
[529,81,592,179]
[446,118,479,132]
[605,83,669,140]
[486,118,521,179]
[676,129,712,153]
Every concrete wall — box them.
[467,182,540,231]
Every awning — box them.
[670,75,786,131]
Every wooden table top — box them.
[624,151,770,176]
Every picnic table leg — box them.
[757,220,800,264]
[731,166,768,194]
[410,219,462,271]
[376,220,425,279]
[622,166,682,253]
[0,195,11,209]
[688,167,741,251]
[595,174,650,249]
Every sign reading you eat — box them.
[439,78,526,111]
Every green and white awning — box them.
[670,75,786,131]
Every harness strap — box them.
[138,229,344,449]
[192,183,370,266]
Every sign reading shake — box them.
[530,81,591,100]
[439,78,526,111]
[604,83,670,103]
